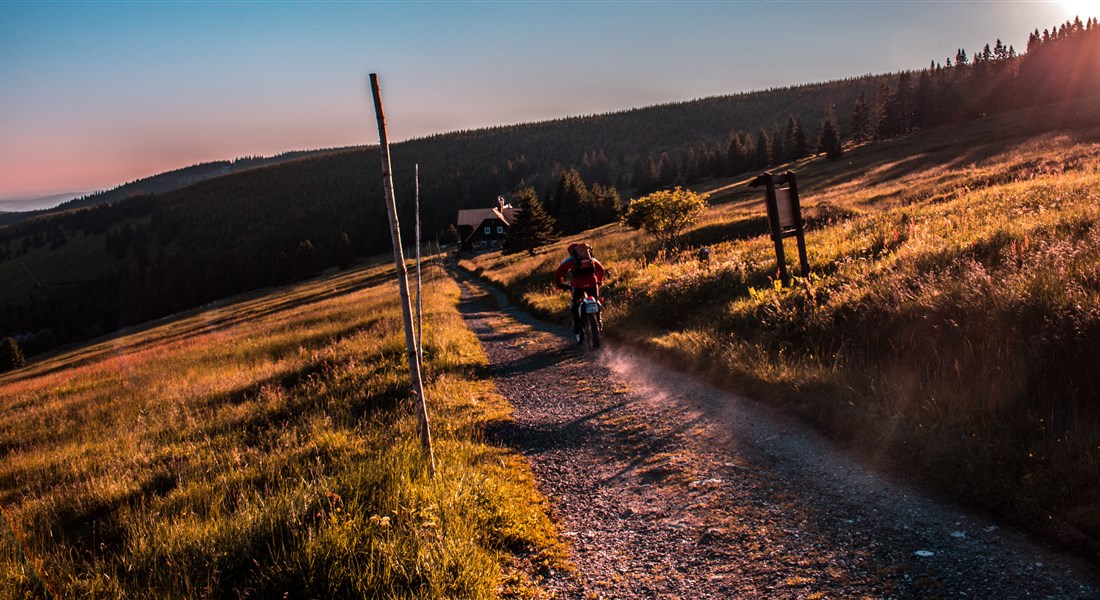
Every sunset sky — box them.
[0,1,1088,209]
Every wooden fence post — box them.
[415,163,424,369]
[369,73,436,474]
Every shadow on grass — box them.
[688,216,770,247]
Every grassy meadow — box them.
[462,97,1100,560]
[0,260,566,598]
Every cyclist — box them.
[552,242,606,344]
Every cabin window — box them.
[497,226,504,234]
[491,240,500,248]
[484,226,491,234]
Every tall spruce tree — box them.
[783,115,799,161]
[554,169,591,233]
[657,153,677,188]
[589,183,622,225]
[880,72,914,137]
[505,187,558,254]
[818,110,843,160]
[333,232,355,269]
[755,129,772,169]
[913,70,935,129]
[0,336,25,373]
[850,91,872,142]
[794,116,810,159]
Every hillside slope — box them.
[0,260,566,597]
[462,95,1100,562]
[0,17,1095,362]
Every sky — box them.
[0,0,1090,210]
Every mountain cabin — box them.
[456,197,520,252]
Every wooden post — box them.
[433,236,443,291]
[415,163,424,369]
[760,172,790,285]
[787,172,810,277]
[751,170,810,286]
[369,73,436,474]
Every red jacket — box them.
[553,255,605,290]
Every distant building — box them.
[457,196,520,252]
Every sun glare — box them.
[1059,1,1096,22]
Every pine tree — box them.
[333,232,355,269]
[696,142,715,179]
[504,187,558,254]
[783,115,799,161]
[818,110,843,160]
[582,149,613,186]
[633,154,659,194]
[293,239,318,280]
[1028,29,1041,52]
[794,116,810,159]
[589,183,622,225]
[0,336,25,373]
[913,70,935,129]
[755,129,772,169]
[725,131,749,175]
[850,91,872,142]
[680,148,699,184]
[657,153,677,188]
[872,82,891,138]
[882,75,908,136]
[554,169,593,233]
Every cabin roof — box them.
[457,207,518,228]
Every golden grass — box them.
[0,260,566,597]
[462,97,1100,559]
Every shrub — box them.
[622,187,708,248]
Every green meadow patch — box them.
[0,261,566,598]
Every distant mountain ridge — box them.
[0,148,348,226]
[0,192,95,213]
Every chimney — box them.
[497,195,506,212]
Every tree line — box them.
[1,17,1097,363]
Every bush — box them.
[622,187,708,248]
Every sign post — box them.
[750,170,809,285]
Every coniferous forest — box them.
[1,18,1098,359]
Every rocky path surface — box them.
[455,274,1098,599]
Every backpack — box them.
[569,243,595,277]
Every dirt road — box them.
[456,275,1098,599]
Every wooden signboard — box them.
[749,170,809,285]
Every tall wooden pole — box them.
[369,73,436,474]
[415,163,424,368]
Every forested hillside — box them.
[0,149,343,228]
[1,17,1097,359]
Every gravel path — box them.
[455,274,1099,599]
